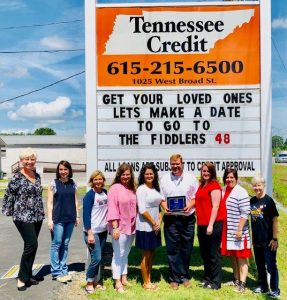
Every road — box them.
[0,195,87,300]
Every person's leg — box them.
[111,235,125,291]
[50,223,65,278]
[230,256,240,281]
[180,215,195,283]
[208,221,223,289]
[14,221,39,283]
[140,250,150,286]
[253,246,268,291]
[265,247,280,294]
[94,231,107,284]
[148,250,155,283]
[84,232,102,283]
[197,225,211,283]
[163,216,182,284]
[121,234,134,285]
[237,257,248,291]
[59,222,75,275]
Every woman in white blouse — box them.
[136,163,163,291]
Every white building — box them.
[0,135,86,178]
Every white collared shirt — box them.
[160,171,199,216]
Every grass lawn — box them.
[0,167,286,299]
[272,164,287,207]
[86,205,286,300]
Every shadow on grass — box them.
[99,236,259,288]
[129,243,258,287]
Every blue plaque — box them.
[167,196,186,212]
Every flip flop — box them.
[94,284,106,291]
[85,286,94,294]
[115,285,125,293]
[142,283,159,291]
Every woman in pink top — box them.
[107,163,137,293]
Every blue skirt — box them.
[135,230,162,250]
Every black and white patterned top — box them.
[2,172,45,222]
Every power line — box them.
[0,49,84,54]
[0,71,85,105]
[272,36,287,74]
[0,19,84,30]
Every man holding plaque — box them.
[160,154,198,290]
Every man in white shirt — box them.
[160,154,198,289]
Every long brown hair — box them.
[199,162,217,185]
[112,163,136,192]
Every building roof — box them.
[0,135,86,147]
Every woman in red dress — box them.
[221,168,251,293]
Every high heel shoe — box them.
[17,279,27,291]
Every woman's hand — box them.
[269,239,278,251]
[88,233,95,244]
[206,224,213,235]
[112,228,120,240]
[75,217,80,226]
[48,221,54,231]
[235,230,242,240]
[153,220,161,234]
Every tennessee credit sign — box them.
[85,0,271,182]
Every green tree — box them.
[33,127,56,135]
[272,135,284,149]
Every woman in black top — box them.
[250,175,280,298]
[2,148,44,291]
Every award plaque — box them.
[167,196,186,212]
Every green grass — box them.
[85,166,287,300]
[86,208,287,299]
[272,164,287,206]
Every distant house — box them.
[0,135,86,177]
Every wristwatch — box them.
[272,238,278,242]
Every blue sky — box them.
[0,0,286,139]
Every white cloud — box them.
[34,120,64,128]
[71,109,84,118]
[0,128,31,134]
[272,17,287,29]
[40,36,72,50]
[0,101,15,110]
[7,96,71,120]
[4,66,29,78]
[0,1,26,11]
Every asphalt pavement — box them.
[0,194,87,300]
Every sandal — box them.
[122,281,132,287]
[94,283,106,291]
[142,283,159,291]
[85,286,95,294]
[115,284,125,293]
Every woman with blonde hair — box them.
[83,170,108,293]
[250,175,280,298]
[2,148,45,291]
[107,163,137,293]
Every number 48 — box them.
[215,133,230,144]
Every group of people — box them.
[1,149,280,298]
